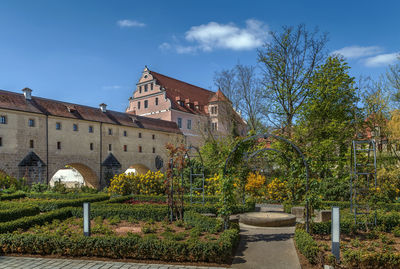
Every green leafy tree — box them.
[295,56,359,200]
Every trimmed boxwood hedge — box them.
[26,193,101,200]
[0,192,26,201]
[294,228,320,264]
[0,205,40,223]
[184,211,222,233]
[0,227,239,263]
[343,248,400,268]
[0,207,73,233]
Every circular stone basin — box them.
[240,212,296,227]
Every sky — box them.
[0,0,399,112]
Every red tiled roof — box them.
[150,71,214,115]
[209,89,231,103]
[0,89,182,134]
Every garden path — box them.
[0,256,226,269]
[231,204,301,269]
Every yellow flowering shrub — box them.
[245,172,267,200]
[266,178,289,202]
[204,174,221,195]
[108,171,165,195]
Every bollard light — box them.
[331,206,340,262]
[83,202,90,237]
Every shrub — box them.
[393,226,400,237]
[204,174,221,195]
[0,207,72,233]
[245,172,267,201]
[30,183,49,193]
[294,229,320,264]
[0,206,40,223]
[184,211,222,233]
[0,192,26,201]
[108,171,165,195]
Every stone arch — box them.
[125,164,151,175]
[50,163,99,189]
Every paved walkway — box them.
[0,257,225,269]
[231,204,301,269]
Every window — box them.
[150,83,153,91]
[211,106,218,115]
[29,140,34,149]
[187,119,192,130]
[0,116,6,124]
[108,128,112,135]
[108,144,112,151]
[138,146,142,153]
[155,97,158,106]
[88,126,93,133]
[144,100,148,108]
[57,141,61,150]
[56,122,61,130]
[28,119,35,127]
[73,124,78,131]
[144,84,148,92]
[177,118,182,128]
[152,134,155,140]
[124,145,127,152]
[0,137,2,147]
[123,130,127,137]
[152,147,155,153]
[212,122,218,131]
[90,143,93,151]
[139,86,142,94]
[138,132,142,138]
[179,101,184,107]
[137,101,141,109]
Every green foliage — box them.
[0,205,40,223]
[0,192,26,201]
[30,183,49,193]
[294,228,320,264]
[392,226,400,237]
[343,248,400,268]
[0,174,28,192]
[184,211,222,234]
[0,207,72,233]
[0,227,239,263]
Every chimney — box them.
[22,88,32,100]
[99,103,107,113]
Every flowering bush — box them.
[108,171,165,195]
[205,174,221,195]
[245,172,267,200]
[266,178,289,202]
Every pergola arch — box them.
[224,132,311,233]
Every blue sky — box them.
[0,0,399,111]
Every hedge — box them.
[0,192,26,201]
[343,249,400,268]
[26,192,101,200]
[28,195,109,212]
[294,228,320,264]
[0,205,40,223]
[0,227,239,263]
[118,195,220,204]
[184,211,222,233]
[0,207,73,233]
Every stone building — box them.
[0,88,182,188]
[126,67,247,146]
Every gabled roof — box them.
[0,89,182,134]
[150,71,214,115]
[209,89,231,103]
[18,151,46,167]
[102,153,121,168]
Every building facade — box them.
[0,88,182,188]
[126,67,247,146]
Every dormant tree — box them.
[387,55,400,105]
[214,64,264,132]
[258,24,328,137]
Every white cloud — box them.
[159,42,172,51]
[159,19,268,54]
[117,19,145,28]
[331,46,383,59]
[364,53,400,67]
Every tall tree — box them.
[214,68,239,110]
[258,24,328,137]
[296,56,359,182]
[387,55,400,104]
